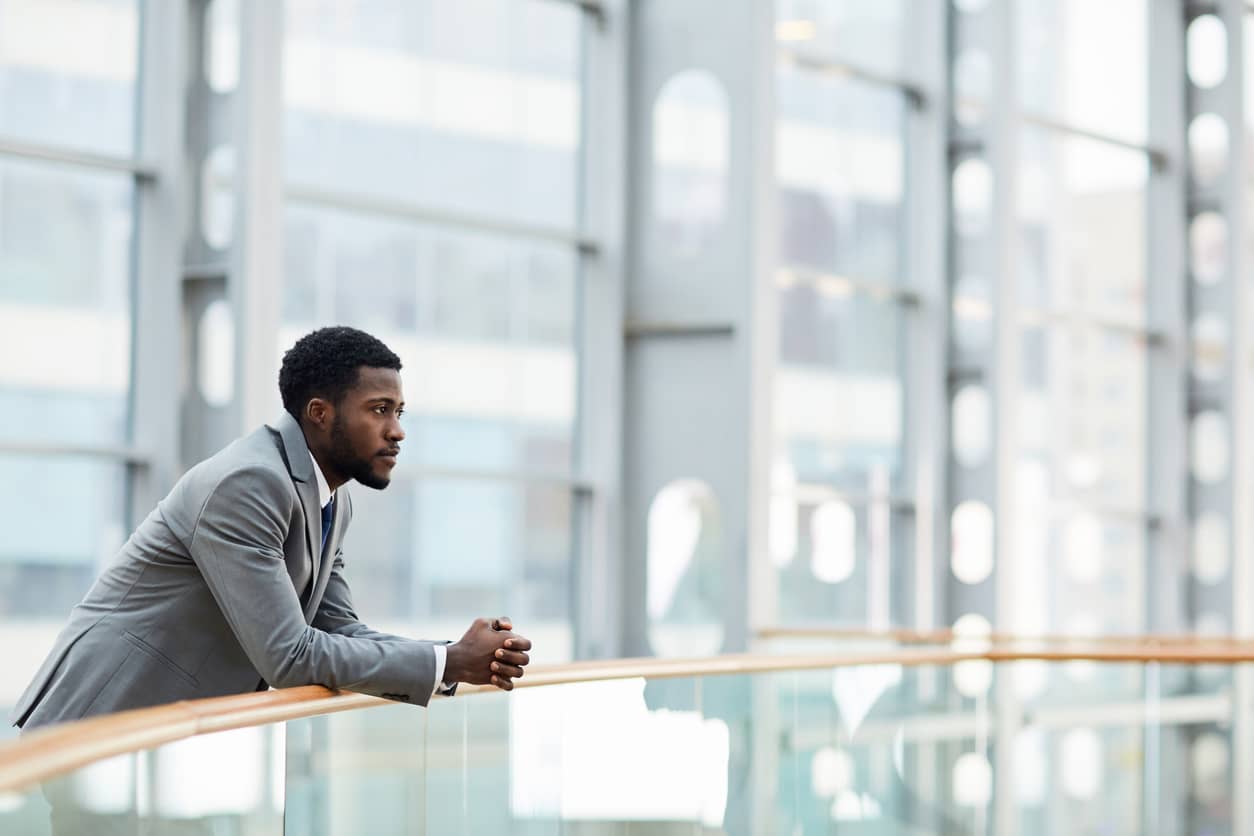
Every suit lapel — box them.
[271,413,324,606]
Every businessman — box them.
[12,326,531,732]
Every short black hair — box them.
[279,326,402,422]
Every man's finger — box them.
[503,635,532,652]
[492,616,513,631]
[491,662,524,679]
[491,675,514,691]
[494,649,529,667]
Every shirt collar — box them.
[308,451,334,510]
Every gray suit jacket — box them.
[11,412,441,730]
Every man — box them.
[12,326,530,732]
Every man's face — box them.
[325,366,406,490]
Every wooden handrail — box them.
[755,625,1253,646]
[5,639,1254,793]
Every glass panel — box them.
[287,707,425,834]
[0,0,139,156]
[1019,324,1147,511]
[775,291,905,494]
[0,159,134,446]
[776,66,905,284]
[2,730,283,835]
[328,477,573,665]
[1019,127,1148,324]
[1018,0,1148,144]
[775,0,908,77]
[282,206,577,476]
[282,0,581,230]
[0,455,128,719]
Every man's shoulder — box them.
[158,426,295,534]
[175,428,291,501]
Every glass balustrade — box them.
[0,658,1242,834]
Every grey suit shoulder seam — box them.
[189,465,296,543]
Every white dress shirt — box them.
[308,451,452,699]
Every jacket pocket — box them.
[122,631,199,687]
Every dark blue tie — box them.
[320,498,334,549]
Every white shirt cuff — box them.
[431,643,456,698]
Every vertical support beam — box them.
[574,0,629,660]
[1203,3,1254,833]
[906,0,952,638]
[949,1,1019,833]
[620,0,777,658]
[230,1,285,433]
[902,3,950,827]
[130,0,191,517]
[1147,0,1189,638]
[1146,3,1187,833]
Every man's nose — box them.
[387,418,406,442]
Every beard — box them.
[328,414,391,490]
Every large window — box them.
[0,0,143,721]
[770,0,914,627]
[280,0,587,662]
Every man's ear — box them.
[305,397,333,431]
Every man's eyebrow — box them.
[365,396,405,407]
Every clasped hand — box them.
[444,616,532,692]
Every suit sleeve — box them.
[188,467,438,705]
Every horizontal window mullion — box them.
[0,441,150,466]
[0,136,158,181]
[284,183,599,254]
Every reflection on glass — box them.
[1190,211,1227,285]
[1191,313,1227,382]
[652,69,729,258]
[282,0,581,230]
[0,159,134,446]
[810,499,856,583]
[952,385,990,468]
[1187,14,1228,89]
[1189,112,1229,184]
[777,66,905,283]
[1018,0,1147,143]
[647,480,723,656]
[1019,128,1147,322]
[1191,410,1229,484]
[0,0,139,156]
[951,500,993,584]
[206,0,240,94]
[953,157,993,238]
[1192,511,1229,585]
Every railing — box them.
[2,634,1252,834]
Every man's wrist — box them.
[443,641,465,685]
